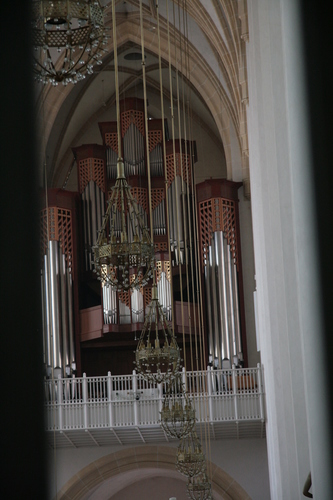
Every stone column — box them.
[247,0,331,498]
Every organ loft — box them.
[41,97,247,378]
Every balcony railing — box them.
[45,364,265,448]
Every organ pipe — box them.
[67,270,76,369]
[103,283,117,324]
[205,231,242,367]
[231,258,242,359]
[222,238,234,360]
[225,241,237,359]
[205,250,214,362]
[157,267,172,322]
[48,240,62,375]
[123,123,145,176]
[217,231,229,361]
[43,254,52,374]
[153,201,166,236]
[150,143,163,176]
[168,176,186,265]
[60,253,70,373]
[107,147,117,179]
[41,239,76,377]
[119,298,131,324]
[211,234,221,362]
[131,289,144,323]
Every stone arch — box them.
[56,445,250,499]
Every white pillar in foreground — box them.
[247,0,331,498]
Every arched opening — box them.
[56,445,250,499]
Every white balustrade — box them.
[44,366,265,432]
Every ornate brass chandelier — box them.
[176,431,206,478]
[92,0,154,291]
[32,0,108,85]
[187,472,213,500]
[135,286,180,384]
[160,375,196,439]
[92,159,155,291]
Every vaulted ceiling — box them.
[36,0,249,192]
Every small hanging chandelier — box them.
[92,159,155,291]
[135,286,180,384]
[176,431,206,478]
[187,472,213,500]
[160,375,196,439]
[32,0,108,85]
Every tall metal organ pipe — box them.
[206,231,242,367]
[60,253,70,373]
[217,231,230,361]
[204,254,214,363]
[211,235,221,361]
[48,240,62,376]
[67,270,76,370]
[225,240,237,360]
[43,254,52,375]
[123,123,145,176]
[41,236,76,378]
[168,176,186,265]
[232,258,242,359]
[223,237,233,360]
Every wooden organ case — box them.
[40,100,248,378]
[197,179,248,369]
[40,189,81,378]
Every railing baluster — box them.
[207,366,214,422]
[57,375,63,431]
[158,382,163,417]
[257,363,265,421]
[232,365,239,421]
[107,371,113,427]
[133,370,139,426]
[82,373,88,429]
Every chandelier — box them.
[160,376,196,439]
[32,0,108,85]
[187,472,213,500]
[176,431,206,478]
[92,159,155,291]
[135,286,180,384]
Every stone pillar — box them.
[247,0,331,498]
